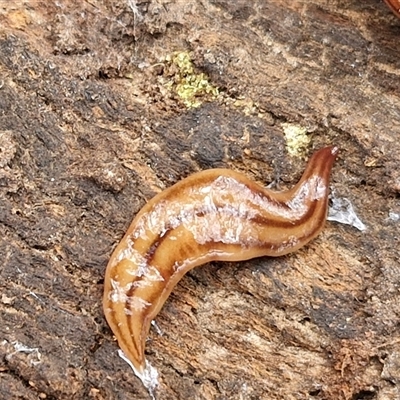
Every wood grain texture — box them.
[0,1,400,399]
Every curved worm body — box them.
[103,146,338,376]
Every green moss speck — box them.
[166,52,219,108]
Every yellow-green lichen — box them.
[281,123,311,158]
[165,52,219,108]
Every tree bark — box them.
[0,1,400,399]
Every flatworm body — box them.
[103,146,338,377]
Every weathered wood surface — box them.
[1,1,400,399]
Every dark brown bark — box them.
[0,1,399,399]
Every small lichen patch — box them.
[164,51,219,108]
[281,123,311,158]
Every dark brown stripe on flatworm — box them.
[122,196,326,347]
[161,172,292,212]
[106,291,141,362]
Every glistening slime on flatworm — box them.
[103,146,338,379]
